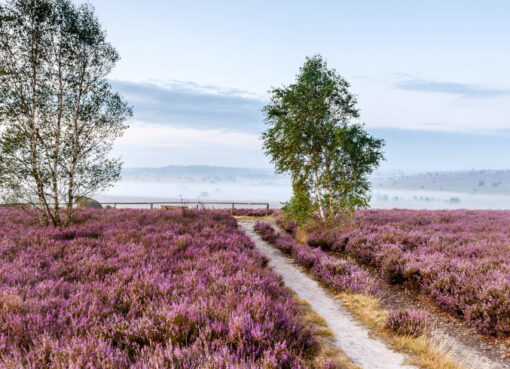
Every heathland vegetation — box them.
[0,208,339,368]
[1,0,509,368]
[302,209,510,337]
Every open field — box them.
[0,208,336,368]
[303,210,510,337]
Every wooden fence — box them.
[98,201,270,215]
[0,201,271,215]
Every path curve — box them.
[239,220,417,369]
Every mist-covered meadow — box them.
[101,167,510,210]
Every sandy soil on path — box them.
[239,219,417,369]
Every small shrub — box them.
[275,234,295,254]
[307,229,337,251]
[52,230,76,241]
[386,309,431,337]
[276,216,298,235]
[379,245,407,284]
[254,222,278,244]
[314,357,340,369]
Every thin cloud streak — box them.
[395,79,510,99]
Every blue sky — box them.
[80,0,510,171]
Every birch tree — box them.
[0,0,132,226]
[262,55,384,221]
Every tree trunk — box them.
[65,84,84,227]
[52,62,63,227]
[29,38,49,226]
[65,172,74,227]
[313,169,325,220]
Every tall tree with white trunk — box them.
[262,55,384,222]
[0,0,132,226]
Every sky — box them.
[78,0,510,171]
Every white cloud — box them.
[117,121,262,150]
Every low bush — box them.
[233,208,277,217]
[386,309,432,337]
[276,215,299,234]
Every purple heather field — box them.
[0,208,337,369]
[303,209,510,337]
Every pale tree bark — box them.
[28,26,51,226]
[313,169,325,220]
[65,62,85,227]
[0,0,131,227]
[51,59,63,226]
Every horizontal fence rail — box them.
[0,201,272,215]
[99,201,271,215]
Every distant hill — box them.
[373,170,510,194]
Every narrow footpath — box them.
[239,219,418,369]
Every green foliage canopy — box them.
[263,55,384,221]
[0,0,132,226]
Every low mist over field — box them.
[99,166,510,209]
[100,165,291,207]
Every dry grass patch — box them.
[338,293,466,369]
[295,228,309,244]
[234,215,274,221]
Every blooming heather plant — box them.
[275,214,299,235]
[305,209,510,337]
[386,309,432,337]
[0,208,334,368]
[233,208,277,217]
[255,221,280,244]
[254,222,380,297]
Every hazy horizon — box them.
[97,165,510,210]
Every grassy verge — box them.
[338,293,465,369]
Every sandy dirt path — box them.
[239,220,417,369]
